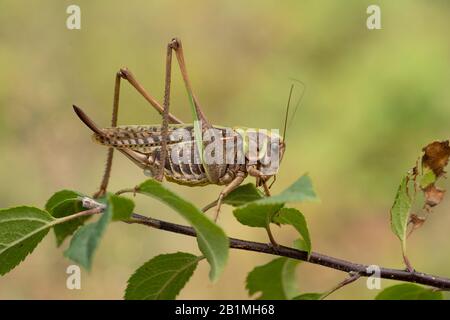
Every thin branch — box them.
[127,213,450,290]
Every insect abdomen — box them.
[93,125,189,150]
[92,124,245,186]
[158,147,210,186]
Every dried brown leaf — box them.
[421,140,450,178]
[424,185,446,208]
[407,214,426,238]
[409,213,426,228]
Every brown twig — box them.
[127,213,450,290]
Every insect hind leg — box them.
[93,72,122,198]
[118,68,182,124]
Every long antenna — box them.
[282,84,294,140]
[287,78,306,129]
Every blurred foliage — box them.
[0,0,449,299]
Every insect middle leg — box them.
[212,172,247,222]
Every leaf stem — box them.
[403,251,414,273]
[265,220,278,247]
[115,188,136,196]
[54,207,103,225]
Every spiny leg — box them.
[169,38,209,126]
[213,172,246,222]
[95,38,197,186]
[262,181,271,196]
[93,64,178,195]
[202,199,217,213]
[169,38,230,184]
[249,172,279,246]
[93,72,122,198]
[118,68,183,124]
[94,49,189,194]
[247,165,278,246]
[108,38,198,182]
[261,178,278,247]
[247,165,272,196]
[202,174,272,213]
[155,42,175,182]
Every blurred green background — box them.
[0,0,449,299]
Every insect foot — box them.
[169,37,181,49]
[119,67,132,80]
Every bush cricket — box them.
[73,38,287,222]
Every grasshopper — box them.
[73,38,286,221]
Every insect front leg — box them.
[246,165,280,246]
[247,165,272,196]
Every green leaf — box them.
[45,189,83,212]
[390,175,412,252]
[222,183,263,206]
[293,238,309,252]
[0,206,55,276]
[419,168,436,189]
[46,190,90,247]
[375,284,443,300]
[232,175,317,231]
[246,257,299,300]
[136,179,229,282]
[256,174,318,205]
[125,252,200,300]
[293,293,323,300]
[63,193,135,269]
[109,194,135,221]
[233,204,283,228]
[233,205,312,256]
[273,208,312,255]
[50,199,89,247]
[64,202,112,270]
